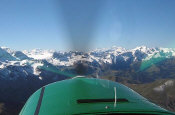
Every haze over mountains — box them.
[0,46,175,114]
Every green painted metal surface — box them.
[20,89,41,115]
[19,77,175,115]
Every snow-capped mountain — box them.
[1,46,175,80]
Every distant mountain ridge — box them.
[1,46,175,80]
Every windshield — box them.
[0,0,175,115]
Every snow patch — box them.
[39,76,43,80]
[153,80,174,92]
[31,63,43,75]
[23,49,54,60]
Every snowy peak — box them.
[23,49,54,60]
[0,47,16,61]
[1,47,31,61]
[132,46,147,51]
[13,51,30,60]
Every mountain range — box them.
[0,46,175,114]
[1,46,175,80]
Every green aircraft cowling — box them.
[19,76,175,115]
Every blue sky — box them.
[0,0,175,51]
